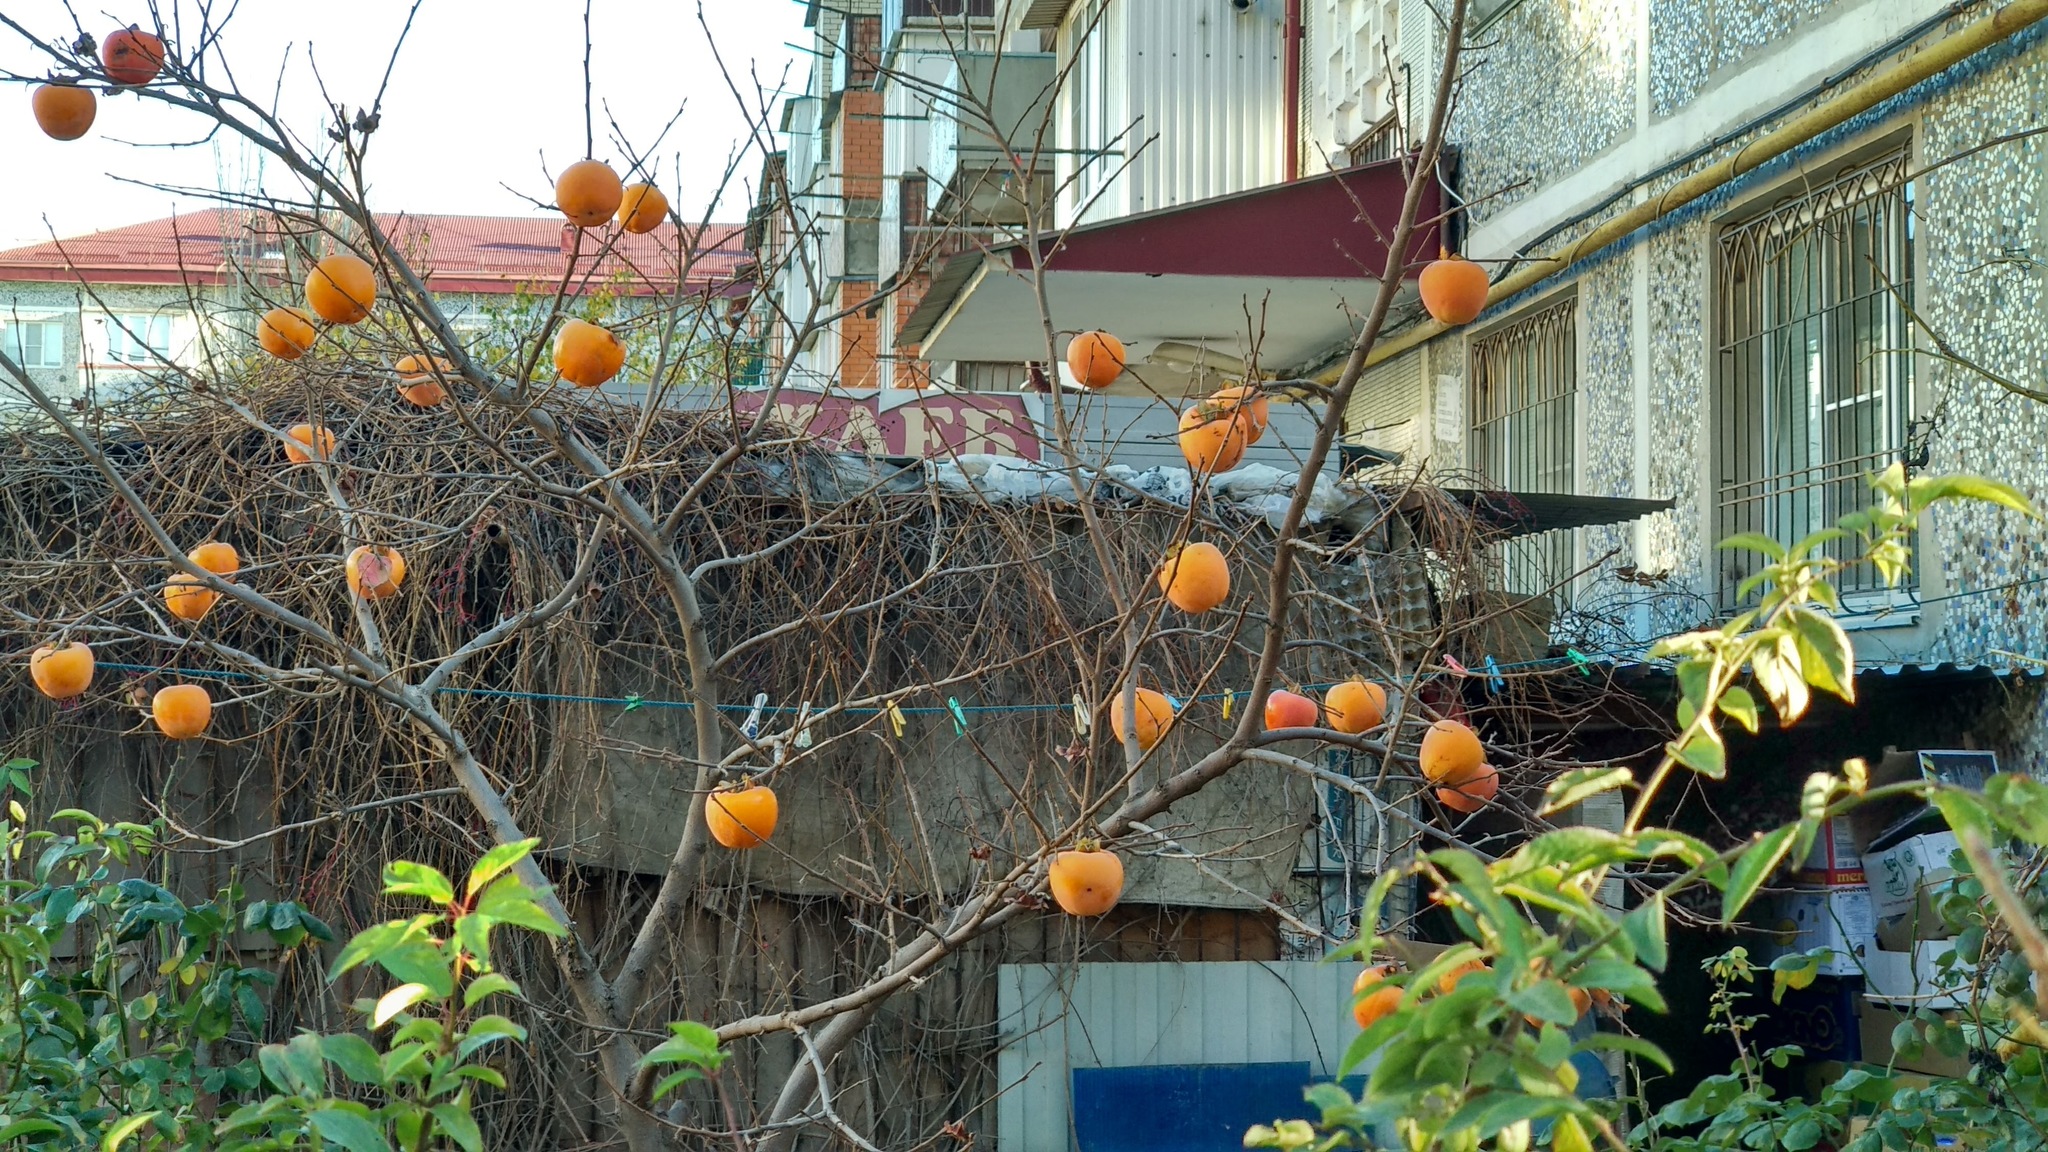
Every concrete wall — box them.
[1326,0,2048,752]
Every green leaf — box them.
[383,861,456,905]
[473,878,566,937]
[1671,726,1726,779]
[0,1120,63,1141]
[310,1107,392,1152]
[1576,1031,1674,1073]
[1539,767,1634,817]
[457,1014,528,1060]
[374,982,436,1028]
[463,972,521,1008]
[1905,474,2038,518]
[1723,825,1798,920]
[322,1033,386,1085]
[101,1113,160,1150]
[429,1103,483,1152]
[1622,893,1671,963]
[467,838,540,898]
[331,922,406,981]
[1771,952,1822,1002]
[377,941,456,999]
[1718,685,1760,733]
[1716,533,1788,560]
[1786,608,1855,704]
[1752,634,1810,722]
[1506,981,1578,1026]
[1983,774,2048,846]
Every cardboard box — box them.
[1848,749,1996,851]
[1761,885,1875,976]
[1868,830,1961,919]
[1856,1000,1971,1078]
[1795,817,1865,886]
[1863,941,1975,1009]
[1753,974,1862,1063]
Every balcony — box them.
[883,0,997,48]
[925,53,1057,226]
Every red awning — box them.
[899,157,1441,374]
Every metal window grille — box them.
[1715,148,1913,607]
[1470,298,1577,600]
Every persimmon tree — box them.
[0,1,1720,1149]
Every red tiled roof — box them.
[0,209,751,297]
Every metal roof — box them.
[0,211,751,296]
[1434,488,1676,538]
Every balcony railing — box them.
[883,0,997,48]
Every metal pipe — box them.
[1332,0,2048,383]
[1284,0,1304,182]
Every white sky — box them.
[0,1,812,248]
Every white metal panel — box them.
[1065,0,1285,228]
[996,961,1373,1152]
[1122,0,1285,216]
[1039,393,1333,476]
[1345,348,1424,459]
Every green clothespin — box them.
[1566,648,1593,678]
[947,697,969,735]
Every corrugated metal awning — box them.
[1433,488,1675,537]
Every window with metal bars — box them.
[1714,146,1913,609]
[1470,297,1577,600]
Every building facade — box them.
[0,209,746,403]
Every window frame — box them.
[100,313,175,366]
[1467,292,1582,603]
[1,318,66,369]
[1711,142,1916,614]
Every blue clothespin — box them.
[1484,656,1504,694]
[1164,693,1183,713]
[741,692,769,741]
[947,697,969,735]
[1566,648,1593,678]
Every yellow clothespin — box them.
[885,700,907,739]
[1221,690,1234,720]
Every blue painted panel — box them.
[1071,1063,1314,1152]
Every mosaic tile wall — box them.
[1437,0,2048,762]
[1914,28,2048,771]
[1649,0,1844,116]
[1451,0,1636,227]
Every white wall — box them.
[996,960,1371,1152]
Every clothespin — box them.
[885,700,907,739]
[623,693,644,713]
[1164,693,1183,713]
[1484,656,1504,694]
[793,701,814,749]
[1072,693,1091,736]
[1566,648,1594,678]
[1443,655,1468,676]
[741,692,769,741]
[1221,690,1235,720]
[947,697,969,736]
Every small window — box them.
[2,320,65,369]
[1715,147,1913,607]
[1470,297,1578,598]
[105,314,173,365]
